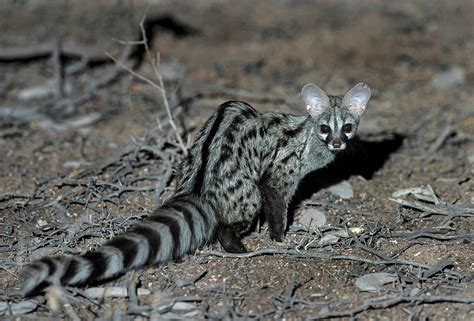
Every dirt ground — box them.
[0,0,473,320]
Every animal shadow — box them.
[289,134,404,217]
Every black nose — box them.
[332,141,341,148]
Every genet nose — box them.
[332,141,341,148]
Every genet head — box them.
[301,83,371,151]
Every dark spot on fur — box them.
[281,152,297,164]
[268,116,281,127]
[283,123,305,138]
[225,131,235,144]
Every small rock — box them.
[63,112,103,128]
[17,80,72,101]
[172,302,199,317]
[409,287,422,296]
[348,226,365,235]
[85,287,151,298]
[298,207,327,228]
[331,229,349,238]
[159,302,199,319]
[355,272,398,292]
[467,146,474,165]
[0,299,39,315]
[392,186,427,198]
[63,160,93,169]
[318,234,340,246]
[327,180,354,199]
[430,66,465,89]
[36,219,48,227]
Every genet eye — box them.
[342,124,353,133]
[320,125,331,134]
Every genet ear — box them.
[342,83,371,116]
[301,83,330,118]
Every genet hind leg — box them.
[210,177,263,253]
[217,223,249,253]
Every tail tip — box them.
[20,263,49,296]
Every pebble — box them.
[430,66,465,89]
[327,180,354,199]
[355,272,398,292]
[298,207,327,228]
[318,234,340,246]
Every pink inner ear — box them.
[301,83,330,118]
[306,104,325,118]
[343,83,371,115]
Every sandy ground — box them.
[0,0,473,319]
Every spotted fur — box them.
[21,83,370,295]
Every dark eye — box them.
[342,124,353,133]
[320,125,331,134]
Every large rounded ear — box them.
[301,83,330,118]
[342,83,371,116]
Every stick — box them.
[0,40,108,61]
[427,122,453,154]
[105,51,187,156]
[202,249,466,278]
[306,294,474,319]
[138,4,187,156]
[390,198,474,217]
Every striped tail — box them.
[21,195,217,296]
